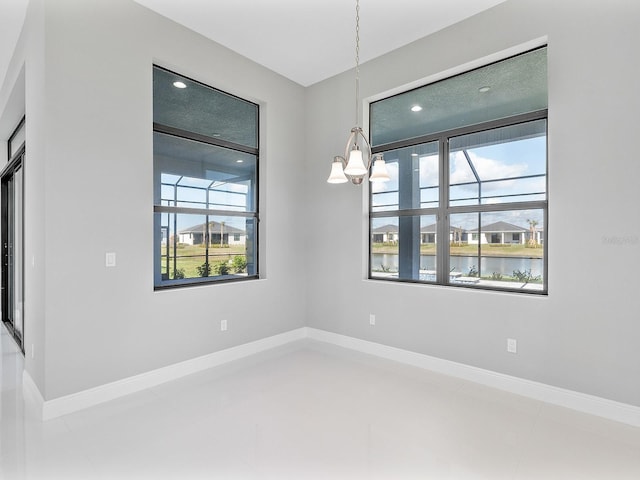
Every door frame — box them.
[1,119,25,353]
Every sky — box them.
[159,173,253,234]
[160,130,547,237]
[371,135,546,231]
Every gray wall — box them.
[0,0,47,394]
[305,0,640,407]
[1,0,307,400]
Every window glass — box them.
[153,67,257,148]
[449,120,546,206]
[153,67,259,289]
[155,133,256,212]
[371,217,399,276]
[369,47,547,294]
[371,215,438,282]
[449,210,544,291]
[9,120,25,158]
[157,213,256,284]
[371,141,438,213]
[370,48,547,146]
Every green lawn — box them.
[161,243,247,279]
[372,242,543,258]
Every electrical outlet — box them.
[507,338,517,354]
[221,319,228,332]
[105,252,116,267]
[369,314,376,326]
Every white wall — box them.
[0,0,47,394]
[305,0,640,407]
[0,0,307,400]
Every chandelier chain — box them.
[355,0,360,127]
[327,0,389,185]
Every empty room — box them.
[0,0,639,478]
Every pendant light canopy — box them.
[327,0,389,186]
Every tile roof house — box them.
[468,221,528,245]
[420,223,466,244]
[178,221,246,246]
[371,224,398,243]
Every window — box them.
[369,47,547,293]
[8,118,25,158]
[2,118,25,351]
[153,66,259,289]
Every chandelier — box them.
[327,0,390,185]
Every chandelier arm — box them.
[358,128,373,168]
[343,129,358,161]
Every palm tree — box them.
[527,219,538,246]
[451,226,463,246]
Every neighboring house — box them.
[421,223,436,244]
[374,223,467,244]
[371,224,398,243]
[178,221,246,246]
[467,221,528,245]
[421,223,466,244]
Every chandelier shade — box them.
[327,156,349,184]
[344,148,366,176]
[369,155,391,182]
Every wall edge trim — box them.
[39,327,307,420]
[22,369,45,421]
[31,326,639,427]
[306,328,640,427]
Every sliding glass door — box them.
[2,120,25,351]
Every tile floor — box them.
[1,326,639,479]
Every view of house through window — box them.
[369,47,548,293]
[153,66,259,288]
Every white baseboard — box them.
[26,326,640,427]
[306,328,640,428]
[35,328,307,421]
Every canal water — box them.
[372,254,543,278]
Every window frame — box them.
[8,116,25,159]
[369,107,548,295]
[152,66,260,290]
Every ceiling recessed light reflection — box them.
[478,86,491,93]
[173,81,187,89]
[411,105,423,112]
